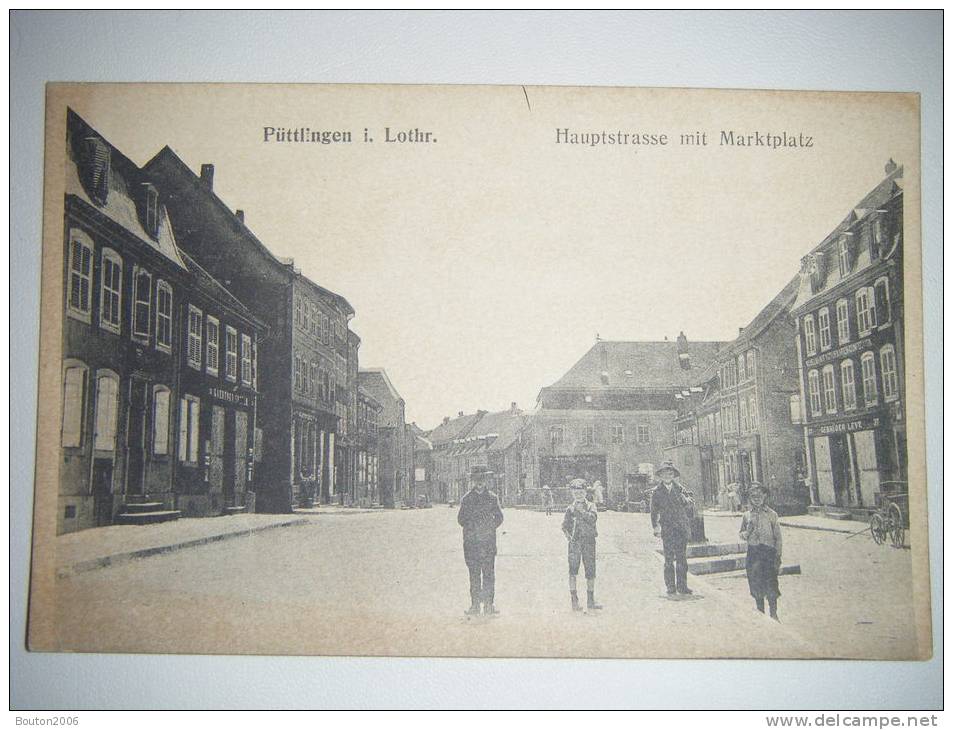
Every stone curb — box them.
[56,518,309,579]
[778,520,860,535]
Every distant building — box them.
[357,368,409,507]
[354,386,383,506]
[791,161,906,514]
[146,148,355,512]
[426,404,526,505]
[409,424,434,505]
[59,110,265,533]
[667,277,808,514]
[521,337,726,507]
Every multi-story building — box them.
[357,368,408,507]
[791,161,905,514]
[409,424,434,505]
[145,148,354,512]
[426,405,526,505]
[520,337,726,507]
[354,386,382,506]
[59,110,265,533]
[667,277,808,514]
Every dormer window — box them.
[82,137,110,205]
[838,236,852,277]
[141,183,159,238]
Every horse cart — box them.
[869,480,908,548]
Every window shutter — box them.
[178,400,189,461]
[62,367,86,447]
[874,281,890,325]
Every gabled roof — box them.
[180,251,265,330]
[358,368,404,425]
[426,412,484,445]
[545,339,727,392]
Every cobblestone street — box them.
[51,506,919,659]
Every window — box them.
[319,368,327,401]
[581,425,595,446]
[861,352,878,406]
[206,316,220,375]
[737,354,746,382]
[836,299,850,345]
[330,375,336,403]
[637,424,650,444]
[748,394,759,430]
[803,315,817,355]
[142,183,159,237]
[99,249,122,333]
[840,360,857,411]
[67,229,93,321]
[323,315,330,345]
[295,296,302,328]
[132,267,152,341]
[549,426,563,447]
[880,345,899,401]
[739,398,749,432]
[225,326,238,381]
[808,370,822,416]
[874,278,891,326]
[187,306,203,370]
[856,287,875,335]
[294,354,302,392]
[822,365,837,414]
[303,301,310,333]
[178,395,201,464]
[241,334,252,385]
[611,425,624,444]
[838,236,851,277]
[746,351,756,380]
[153,386,170,455]
[818,308,831,350]
[93,371,120,452]
[309,362,317,397]
[156,281,172,351]
[61,362,87,448]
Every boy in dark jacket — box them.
[457,465,504,616]
[650,461,694,596]
[562,479,602,611]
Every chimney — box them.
[510,401,518,412]
[676,331,691,370]
[738,327,745,336]
[235,209,244,224]
[443,416,450,425]
[885,158,897,175]
[458,411,464,418]
[200,163,215,190]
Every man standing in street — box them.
[562,479,602,612]
[650,461,694,596]
[457,465,504,616]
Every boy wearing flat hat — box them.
[650,460,694,596]
[562,479,603,612]
[457,465,504,616]
[739,482,783,620]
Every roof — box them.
[66,109,187,271]
[545,339,728,392]
[413,433,434,451]
[358,368,404,425]
[179,251,266,330]
[427,412,484,445]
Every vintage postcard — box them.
[28,83,928,659]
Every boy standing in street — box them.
[739,482,783,620]
[650,461,694,596]
[562,479,602,612]
[457,465,504,616]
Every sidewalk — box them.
[704,509,864,535]
[56,513,309,578]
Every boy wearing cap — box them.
[650,460,694,596]
[562,479,603,612]
[457,465,505,616]
[739,482,783,620]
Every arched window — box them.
[132,266,152,341]
[818,307,831,350]
[67,228,94,322]
[61,360,88,448]
[838,236,852,277]
[155,280,173,352]
[856,287,876,335]
[821,365,837,414]
[93,370,120,452]
[746,350,756,380]
[807,370,822,417]
[152,385,171,455]
[874,277,891,326]
[840,360,857,411]
[99,248,122,333]
[803,315,817,355]
[861,352,878,406]
[880,344,899,401]
[836,298,850,345]
[206,315,220,376]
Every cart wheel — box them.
[889,503,905,548]
[870,513,886,545]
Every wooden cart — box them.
[869,480,908,548]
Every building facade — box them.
[146,148,356,512]
[791,162,906,514]
[353,386,383,506]
[520,337,726,508]
[667,279,808,514]
[357,369,409,508]
[59,110,264,533]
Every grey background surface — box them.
[10,10,942,710]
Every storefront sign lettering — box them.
[208,387,251,407]
[805,338,872,368]
[808,416,880,436]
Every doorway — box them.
[92,458,114,526]
[125,378,148,496]
[829,433,855,507]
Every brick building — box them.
[357,368,409,507]
[791,161,906,514]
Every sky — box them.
[55,84,919,428]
